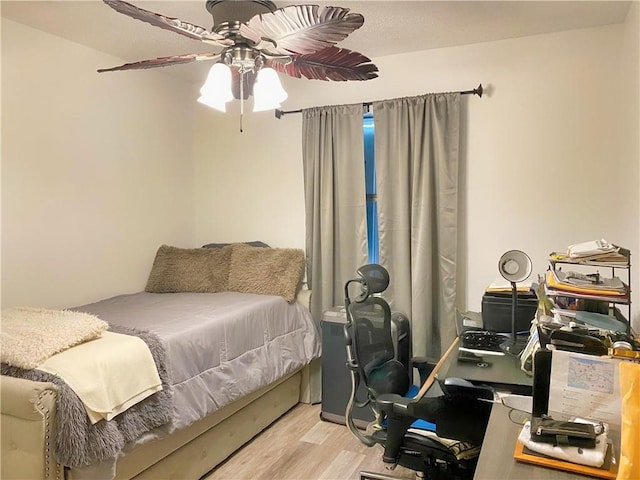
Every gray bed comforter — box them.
[77,291,321,433]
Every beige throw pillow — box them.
[228,245,305,302]
[145,244,232,293]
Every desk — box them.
[474,402,608,479]
[424,340,613,479]
[439,342,533,395]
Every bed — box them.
[0,243,322,480]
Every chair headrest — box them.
[356,264,389,295]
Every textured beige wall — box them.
[193,21,639,328]
[623,1,640,327]
[1,19,197,309]
[2,13,638,330]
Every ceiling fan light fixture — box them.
[252,67,288,112]
[198,63,233,111]
[98,0,379,125]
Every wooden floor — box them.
[202,403,416,480]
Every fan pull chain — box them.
[239,70,244,133]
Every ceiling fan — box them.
[98,0,379,110]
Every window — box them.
[364,112,379,263]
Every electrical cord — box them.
[502,397,607,440]
[507,406,530,426]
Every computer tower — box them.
[320,307,411,428]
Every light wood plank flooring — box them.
[202,403,416,480]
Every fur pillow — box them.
[228,245,305,302]
[145,244,232,293]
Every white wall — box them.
[193,105,306,250]
[1,19,197,308]
[193,21,639,329]
[3,12,638,331]
[624,2,640,323]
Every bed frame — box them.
[1,361,319,480]
[1,290,320,480]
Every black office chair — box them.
[344,264,494,480]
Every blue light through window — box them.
[363,112,379,264]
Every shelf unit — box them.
[546,246,631,335]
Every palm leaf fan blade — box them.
[239,5,364,55]
[267,46,378,81]
[102,0,231,46]
[98,53,220,73]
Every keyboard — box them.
[460,330,508,353]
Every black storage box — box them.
[482,289,538,333]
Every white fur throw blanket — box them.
[1,307,108,369]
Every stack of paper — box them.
[546,270,628,300]
[486,279,533,293]
[550,239,629,264]
[568,239,616,258]
[560,271,624,290]
[551,308,628,333]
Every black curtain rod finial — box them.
[459,83,483,97]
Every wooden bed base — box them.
[1,363,318,480]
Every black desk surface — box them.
[439,343,533,395]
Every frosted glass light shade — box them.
[253,68,288,112]
[198,63,233,112]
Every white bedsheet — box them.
[37,331,162,424]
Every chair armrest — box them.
[407,380,494,445]
[375,394,415,464]
[376,393,410,415]
[441,377,494,400]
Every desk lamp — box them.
[498,250,533,355]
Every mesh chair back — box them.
[348,297,410,398]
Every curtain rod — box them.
[274,84,483,119]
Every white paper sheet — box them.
[548,349,621,427]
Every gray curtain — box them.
[373,93,460,361]
[302,104,369,323]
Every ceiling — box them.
[2,0,632,85]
